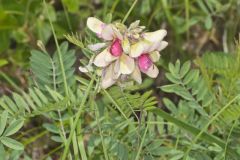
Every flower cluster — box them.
[79,17,168,89]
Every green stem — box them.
[22,130,48,146]
[77,120,87,160]
[103,89,128,120]
[120,88,139,122]
[151,108,226,148]
[224,120,238,160]
[135,123,148,160]
[61,0,72,31]
[122,0,138,24]
[61,76,95,160]
[0,71,22,93]
[183,95,240,159]
[44,0,68,96]
[95,103,109,160]
[110,0,120,14]
[44,1,78,159]
[185,0,190,40]
[41,145,63,160]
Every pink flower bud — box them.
[110,39,123,57]
[138,54,152,72]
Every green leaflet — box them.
[0,137,24,150]
[151,108,226,149]
[160,60,213,117]
[30,42,76,93]
[0,87,69,118]
[3,120,24,137]
[0,111,8,136]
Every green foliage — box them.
[0,87,68,118]
[30,42,76,93]
[161,60,214,117]
[103,86,158,117]
[197,51,240,125]
[0,111,23,153]
[0,59,8,67]
[62,0,80,13]
[158,58,240,159]
[64,33,95,59]
[0,41,240,160]
[0,84,70,157]
[201,52,237,75]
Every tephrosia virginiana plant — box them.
[1,0,240,159]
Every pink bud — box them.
[110,39,123,57]
[138,54,152,72]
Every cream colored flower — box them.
[86,17,135,89]
[130,30,168,82]
[79,17,168,89]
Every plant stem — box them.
[57,110,67,141]
[61,76,95,160]
[122,0,138,24]
[185,0,190,40]
[103,89,128,120]
[22,130,48,146]
[135,123,148,160]
[151,108,226,148]
[77,120,87,160]
[44,1,78,159]
[61,0,72,31]
[41,145,63,160]
[224,120,238,160]
[0,71,22,93]
[183,95,240,159]
[95,103,109,160]
[110,0,120,14]
[44,1,68,96]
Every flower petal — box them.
[122,37,130,54]
[79,56,94,72]
[119,54,135,74]
[144,64,159,78]
[148,41,160,52]
[130,40,153,57]
[112,26,123,40]
[105,47,119,64]
[143,29,167,42]
[157,41,168,51]
[149,51,160,62]
[88,43,106,51]
[130,41,145,57]
[87,17,105,35]
[131,64,142,84]
[101,25,114,40]
[129,20,140,30]
[79,65,93,73]
[93,48,111,67]
[101,64,116,89]
[113,60,121,79]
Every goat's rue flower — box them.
[130,30,168,80]
[79,17,168,89]
[86,17,135,88]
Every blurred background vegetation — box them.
[0,0,239,94]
